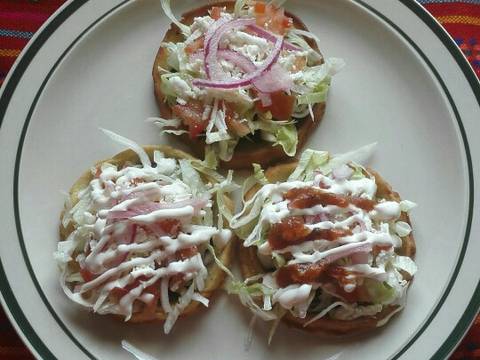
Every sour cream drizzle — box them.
[56,148,231,333]
[232,164,413,318]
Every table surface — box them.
[0,0,479,359]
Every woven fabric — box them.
[0,0,479,359]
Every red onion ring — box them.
[204,18,257,80]
[203,17,230,78]
[194,35,284,89]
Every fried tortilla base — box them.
[59,145,235,323]
[152,1,326,169]
[238,161,416,335]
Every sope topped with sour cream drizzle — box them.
[55,130,235,334]
[227,145,417,338]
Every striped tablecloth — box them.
[0,0,479,359]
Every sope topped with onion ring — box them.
[152,0,344,169]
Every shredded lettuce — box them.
[400,200,417,212]
[234,0,248,17]
[325,143,378,173]
[217,138,238,162]
[351,164,366,180]
[160,0,191,37]
[226,280,277,321]
[203,145,218,169]
[392,256,418,276]
[100,128,151,168]
[297,79,330,105]
[364,279,396,304]
[213,170,240,227]
[253,163,268,185]
[395,221,412,237]
[288,149,329,181]
[179,159,207,196]
[207,244,234,279]
[122,340,159,360]
[274,124,298,157]
[330,303,383,321]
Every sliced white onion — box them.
[332,164,354,180]
[252,63,293,93]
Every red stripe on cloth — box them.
[425,3,480,17]
[0,13,51,32]
[0,0,66,14]
[0,37,30,50]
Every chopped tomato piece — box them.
[276,262,328,287]
[254,1,266,14]
[172,100,208,139]
[185,36,205,55]
[110,286,129,299]
[255,91,295,120]
[224,101,251,136]
[80,268,96,282]
[268,216,352,250]
[285,187,349,209]
[110,275,152,299]
[210,6,222,20]
[254,2,292,35]
[175,246,198,261]
[159,219,181,237]
[285,187,377,211]
[268,216,311,250]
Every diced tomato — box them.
[110,286,129,299]
[175,246,198,261]
[172,100,208,139]
[80,268,96,282]
[159,219,181,237]
[276,262,328,287]
[110,275,152,299]
[282,16,293,29]
[210,6,222,20]
[255,90,295,120]
[253,2,292,35]
[185,36,205,55]
[254,1,266,14]
[223,101,251,136]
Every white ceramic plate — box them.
[0,0,479,359]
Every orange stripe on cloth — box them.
[436,15,480,26]
[0,49,21,57]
